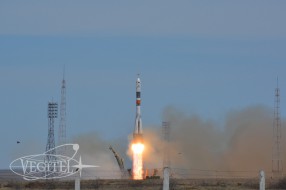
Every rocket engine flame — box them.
[132,143,144,154]
[132,143,144,180]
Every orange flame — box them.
[132,143,144,180]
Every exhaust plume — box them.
[72,105,285,179]
[140,105,285,178]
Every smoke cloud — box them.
[72,133,122,179]
[140,105,286,178]
[73,105,285,178]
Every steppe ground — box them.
[0,178,285,190]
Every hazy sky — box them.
[1,1,286,169]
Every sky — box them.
[0,1,286,169]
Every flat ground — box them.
[0,178,284,190]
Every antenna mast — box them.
[58,67,67,147]
[162,121,170,168]
[272,78,283,177]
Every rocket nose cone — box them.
[137,78,140,83]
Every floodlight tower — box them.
[58,70,67,147]
[272,78,283,177]
[46,102,58,163]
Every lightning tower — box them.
[162,121,170,168]
[46,102,58,163]
[272,78,283,177]
[58,69,67,147]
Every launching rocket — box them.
[132,76,144,180]
[133,76,143,142]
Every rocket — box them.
[133,76,143,142]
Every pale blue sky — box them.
[0,1,286,169]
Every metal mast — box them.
[272,78,283,177]
[58,69,67,147]
[46,102,58,163]
[162,121,170,168]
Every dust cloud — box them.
[73,105,285,178]
[142,105,285,177]
[72,133,122,179]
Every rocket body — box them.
[133,77,143,142]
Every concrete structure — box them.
[163,167,170,190]
[259,170,265,190]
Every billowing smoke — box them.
[73,105,285,178]
[72,133,122,179]
[222,106,273,172]
[141,105,285,178]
